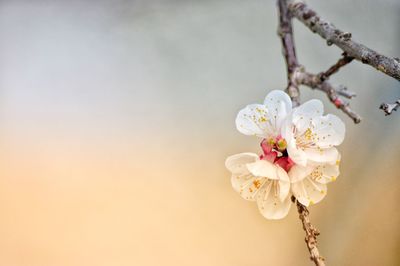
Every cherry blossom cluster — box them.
[225,90,345,219]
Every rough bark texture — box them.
[275,0,398,264]
[277,0,362,124]
[292,196,326,266]
[277,1,327,265]
[277,0,300,106]
[318,54,354,82]
[289,1,400,81]
[295,70,362,123]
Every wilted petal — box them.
[256,181,292,219]
[292,178,327,207]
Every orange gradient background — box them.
[0,0,399,265]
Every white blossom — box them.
[289,154,340,206]
[235,90,292,139]
[281,99,345,166]
[226,90,345,219]
[225,153,291,220]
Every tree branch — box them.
[289,1,400,81]
[277,1,327,265]
[295,70,362,123]
[274,0,397,264]
[380,99,400,116]
[292,196,326,266]
[277,0,300,106]
[318,53,354,82]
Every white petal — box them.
[235,104,274,138]
[291,99,324,133]
[276,166,290,201]
[286,138,308,166]
[246,160,278,180]
[307,159,340,184]
[293,99,324,118]
[288,164,314,183]
[226,153,266,201]
[280,113,293,140]
[256,182,292,220]
[311,114,345,147]
[263,90,292,130]
[231,174,268,201]
[304,147,339,164]
[263,90,292,110]
[225,153,259,175]
[292,178,327,206]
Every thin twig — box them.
[277,1,327,264]
[380,99,400,116]
[318,54,354,82]
[335,85,356,99]
[277,0,300,106]
[289,1,400,81]
[292,196,326,266]
[295,70,362,123]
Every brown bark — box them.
[318,54,354,82]
[292,196,326,266]
[295,70,362,123]
[380,99,400,116]
[277,1,328,264]
[289,1,400,81]
[277,0,300,106]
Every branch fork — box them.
[288,0,400,116]
[275,0,399,264]
[273,0,400,264]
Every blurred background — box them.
[0,0,399,265]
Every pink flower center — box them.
[259,136,294,172]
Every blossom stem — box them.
[291,196,326,266]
